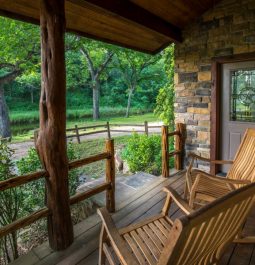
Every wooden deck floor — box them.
[11,171,255,265]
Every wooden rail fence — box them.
[161,123,186,177]
[66,121,161,143]
[0,139,115,239]
[0,125,185,247]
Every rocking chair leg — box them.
[99,225,107,265]
[184,182,188,200]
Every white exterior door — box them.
[220,61,255,173]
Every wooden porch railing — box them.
[161,123,186,177]
[0,139,115,239]
[66,121,161,143]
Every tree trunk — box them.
[36,0,73,250]
[126,89,133,118]
[93,79,100,120]
[0,87,11,138]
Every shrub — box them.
[0,142,23,262]
[121,133,162,175]
[16,141,80,200]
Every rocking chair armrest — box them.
[188,153,233,165]
[211,160,233,165]
[196,173,251,186]
[97,208,139,265]
[163,187,194,215]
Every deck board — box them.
[11,170,255,265]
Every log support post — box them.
[36,0,73,250]
[105,139,115,212]
[175,123,186,170]
[162,126,169,178]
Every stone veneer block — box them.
[198,71,212,81]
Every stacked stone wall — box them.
[174,0,255,170]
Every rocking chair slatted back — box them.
[227,128,255,184]
[160,182,255,265]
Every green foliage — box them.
[154,44,175,128]
[0,142,23,262]
[154,83,175,127]
[113,49,165,117]
[0,18,40,70]
[121,133,162,175]
[16,142,80,199]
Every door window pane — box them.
[230,69,255,122]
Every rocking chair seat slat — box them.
[97,183,255,265]
[121,216,172,265]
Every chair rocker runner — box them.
[98,182,255,265]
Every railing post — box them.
[175,123,186,170]
[75,125,81,144]
[162,125,169,178]
[106,122,111,139]
[105,139,115,212]
[144,121,149,136]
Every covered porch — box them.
[0,0,255,264]
[11,171,255,265]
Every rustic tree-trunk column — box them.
[162,126,169,178]
[37,0,73,250]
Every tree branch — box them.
[0,69,22,86]
[80,46,95,79]
[0,63,16,69]
[95,52,114,78]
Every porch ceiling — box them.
[0,0,221,54]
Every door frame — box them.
[210,52,255,174]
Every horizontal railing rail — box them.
[65,121,162,144]
[0,139,115,241]
[161,123,186,178]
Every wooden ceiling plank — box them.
[66,2,168,44]
[70,0,182,43]
[0,2,165,54]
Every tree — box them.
[16,72,41,104]
[115,50,161,118]
[67,36,114,120]
[0,18,40,138]
[154,44,175,128]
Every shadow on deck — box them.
[11,171,255,265]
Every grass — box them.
[11,112,161,142]
[72,136,130,180]
[10,106,152,125]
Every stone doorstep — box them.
[77,172,159,206]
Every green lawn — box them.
[12,112,161,142]
[10,106,152,125]
[72,136,130,180]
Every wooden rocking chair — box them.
[97,182,255,265]
[186,128,255,208]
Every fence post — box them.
[75,125,81,144]
[144,121,149,136]
[162,125,169,178]
[106,122,111,139]
[105,139,115,212]
[175,123,186,170]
